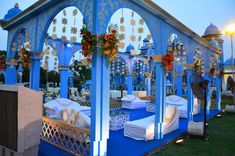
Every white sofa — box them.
[44,98,91,119]
[124,106,179,141]
[166,95,200,118]
[121,95,149,109]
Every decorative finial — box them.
[15,3,19,8]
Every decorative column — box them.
[5,59,17,84]
[127,73,133,95]
[176,73,183,96]
[216,70,221,110]
[176,64,184,97]
[90,1,110,155]
[59,65,69,98]
[152,54,166,140]
[30,52,42,91]
[69,77,74,88]
[185,64,194,121]
[145,72,151,96]
[184,40,195,122]
[204,69,211,115]
[18,63,24,84]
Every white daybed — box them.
[121,95,149,109]
[166,95,200,118]
[44,98,91,119]
[124,106,179,141]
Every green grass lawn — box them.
[150,100,235,156]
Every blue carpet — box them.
[38,108,221,156]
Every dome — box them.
[143,38,149,43]
[125,44,135,53]
[224,58,235,67]
[1,3,22,22]
[210,39,219,48]
[204,23,221,36]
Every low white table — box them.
[109,110,129,131]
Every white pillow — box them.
[75,111,91,128]
[121,94,138,102]
[60,108,76,124]
[165,105,176,120]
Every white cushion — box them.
[166,95,186,106]
[121,95,139,102]
[165,106,176,120]
[75,111,91,128]
[61,108,76,124]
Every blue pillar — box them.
[29,53,42,91]
[18,64,24,84]
[69,77,74,88]
[59,66,69,98]
[204,73,211,115]
[90,52,110,156]
[127,74,133,95]
[176,74,183,96]
[216,74,221,110]
[5,60,17,84]
[154,62,166,139]
[187,69,194,121]
[145,75,151,96]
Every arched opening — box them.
[10,28,31,85]
[166,34,186,95]
[107,8,154,98]
[40,6,88,101]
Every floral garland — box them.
[162,52,174,73]
[80,23,96,62]
[19,48,31,68]
[80,23,119,64]
[210,66,216,76]
[194,59,201,72]
[101,24,119,62]
[0,55,6,70]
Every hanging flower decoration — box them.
[194,59,201,72]
[101,24,119,62]
[210,66,216,76]
[0,55,6,70]
[80,22,97,62]
[19,48,31,68]
[162,52,174,74]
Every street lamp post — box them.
[230,33,234,80]
[224,24,235,81]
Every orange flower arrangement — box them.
[101,24,119,63]
[210,66,216,76]
[80,22,96,62]
[19,48,30,68]
[0,55,6,70]
[162,52,174,72]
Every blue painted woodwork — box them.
[0,0,225,155]
[45,36,81,97]
[60,68,69,98]
[18,64,24,83]
[5,64,17,84]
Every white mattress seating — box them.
[75,111,91,129]
[124,106,179,141]
[166,95,200,118]
[121,95,149,109]
[44,98,91,119]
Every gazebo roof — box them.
[1,3,22,22]
[0,0,220,54]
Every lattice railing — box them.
[41,117,90,156]
[78,99,122,108]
